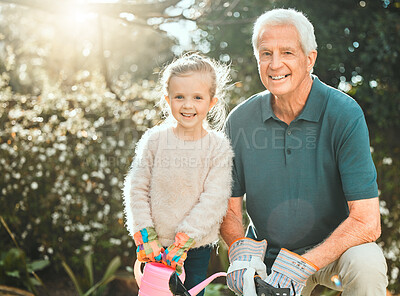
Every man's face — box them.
[256,24,317,98]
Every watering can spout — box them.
[187,272,227,296]
[169,269,227,296]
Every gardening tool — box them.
[134,260,227,296]
[254,275,290,296]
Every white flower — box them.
[110,177,118,186]
[31,182,39,190]
[110,238,121,245]
[382,157,393,165]
[57,143,67,151]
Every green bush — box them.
[0,71,160,273]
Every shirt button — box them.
[287,130,292,135]
[287,148,291,154]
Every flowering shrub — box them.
[0,71,161,271]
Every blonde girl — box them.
[123,53,233,295]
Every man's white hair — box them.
[252,8,317,60]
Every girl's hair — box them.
[252,8,317,60]
[158,52,231,130]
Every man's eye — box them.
[284,51,293,55]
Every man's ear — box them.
[209,97,218,110]
[307,50,318,72]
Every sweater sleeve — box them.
[175,135,234,242]
[123,129,157,236]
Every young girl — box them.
[123,53,233,295]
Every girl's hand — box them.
[134,227,164,262]
[162,232,195,274]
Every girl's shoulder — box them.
[207,130,233,153]
[135,124,171,153]
[141,124,171,141]
[207,129,230,141]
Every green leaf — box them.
[29,276,41,286]
[84,252,94,287]
[62,260,84,296]
[6,270,20,278]
[100,256,121,285]
[27,259,50,272]
[83,256,121,296]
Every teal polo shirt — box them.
[225,76,378,266]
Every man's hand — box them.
[265,248,318,296]
[227,238,268,295]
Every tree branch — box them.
[0,0,182,19]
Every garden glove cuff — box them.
[162,232,195,275]
[265,248,319,296]
[226,238,268,295]
[133,227,164,262]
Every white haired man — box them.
[222,8,388,296]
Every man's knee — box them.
[341,243,386,271]
[339,243,387,288]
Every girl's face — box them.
[165,71,217,138]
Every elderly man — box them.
[222,8,388,296]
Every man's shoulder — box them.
[312,79,368,140]
[227,90,269,121]
[316,79,364,120]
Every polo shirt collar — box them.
[260,91,275,122]
[261,75,326,123]
[296,75,326,123]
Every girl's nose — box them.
[183,99,193,108]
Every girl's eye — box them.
[175,95,184,99]
[195,96,202,100]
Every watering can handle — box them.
[134,260,143,287]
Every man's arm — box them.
[220,196,245,247]
[302,197,381,269]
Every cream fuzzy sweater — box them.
[123,124,233,248]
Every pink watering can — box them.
[134,260,227,296]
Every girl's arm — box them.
[123,130,156,236]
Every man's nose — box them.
[270,54,283,69]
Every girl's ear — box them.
[165,95,171,106]
[209,97,218,111]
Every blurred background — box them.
[0,0,399,295]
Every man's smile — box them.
[270,74,290,80]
